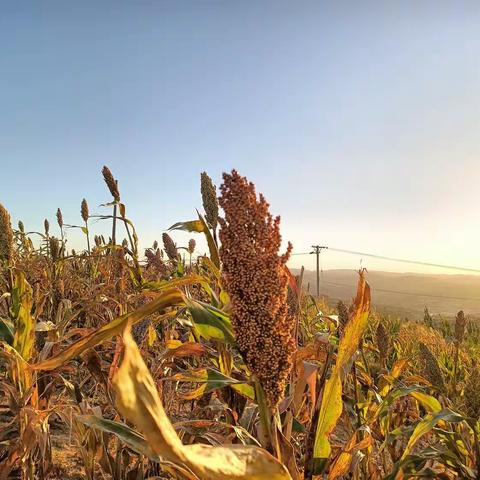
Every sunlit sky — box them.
[1,1,480,274]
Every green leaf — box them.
[400,409,464,461]
[409,390,442,413]
[197,211,220,268]
[170,367,247,400]
[0,318,14,345]
[169,213,220,268]
[231,383,255,400]
[187,300,235,344]
[77,415,159,460]
[169,220,204,232]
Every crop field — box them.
[1,167,479,479]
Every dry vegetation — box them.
[1,167,479,479]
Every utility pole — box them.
[311,245,328,298]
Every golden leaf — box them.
[113,326,292,480]
[32,289,184,371]
[313,271,371,469]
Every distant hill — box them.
[292,269,480,320]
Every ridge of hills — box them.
[293,269,480,320]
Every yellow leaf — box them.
[32,289,184,371]
[12,271,35,361]
[147,323,157,348]
[165,339,183,349]
[313,271,370,469]
[329,430,373,480]
[409,390,441,413]
[113,326,292,480]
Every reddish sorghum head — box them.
[218,169,294,407]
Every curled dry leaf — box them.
[32,288,184,371]
[112,325,292,480]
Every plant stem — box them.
[304,345,333,479]
[112,203,117,246]
[85,220,91,254]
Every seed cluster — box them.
[376,323,391,365]
[218,170,294,407]
[455,310,466,344]
[188,238,196,255]
[392,395,419,423]
[419,343,445,390]
[0,203,14,265]
[102,165,120,201]
[81,199,89,223]
[145,247,167,275]
[56,208,63,229]
[200,172,219,230]
[49,237,61,261]
[162,233,178,262]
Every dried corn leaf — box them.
[32,288,184,371]
[113,326,292,480]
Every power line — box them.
[290,246,480,274]
[321,280,480,302]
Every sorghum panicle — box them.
[102,166,120,201]
[376,322,391,363]
[0,204,14,265]
[218,169,294,407]
[455,310,466,344]
[188,238,196,255]
[145,248,167,274]
[49,237,60,262]
[419,343,445,391]
[162,233,178,262]
[200,172,219,230]
[81,199,89,223]
[56,208,63,228]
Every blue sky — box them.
[1,1,480,273]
